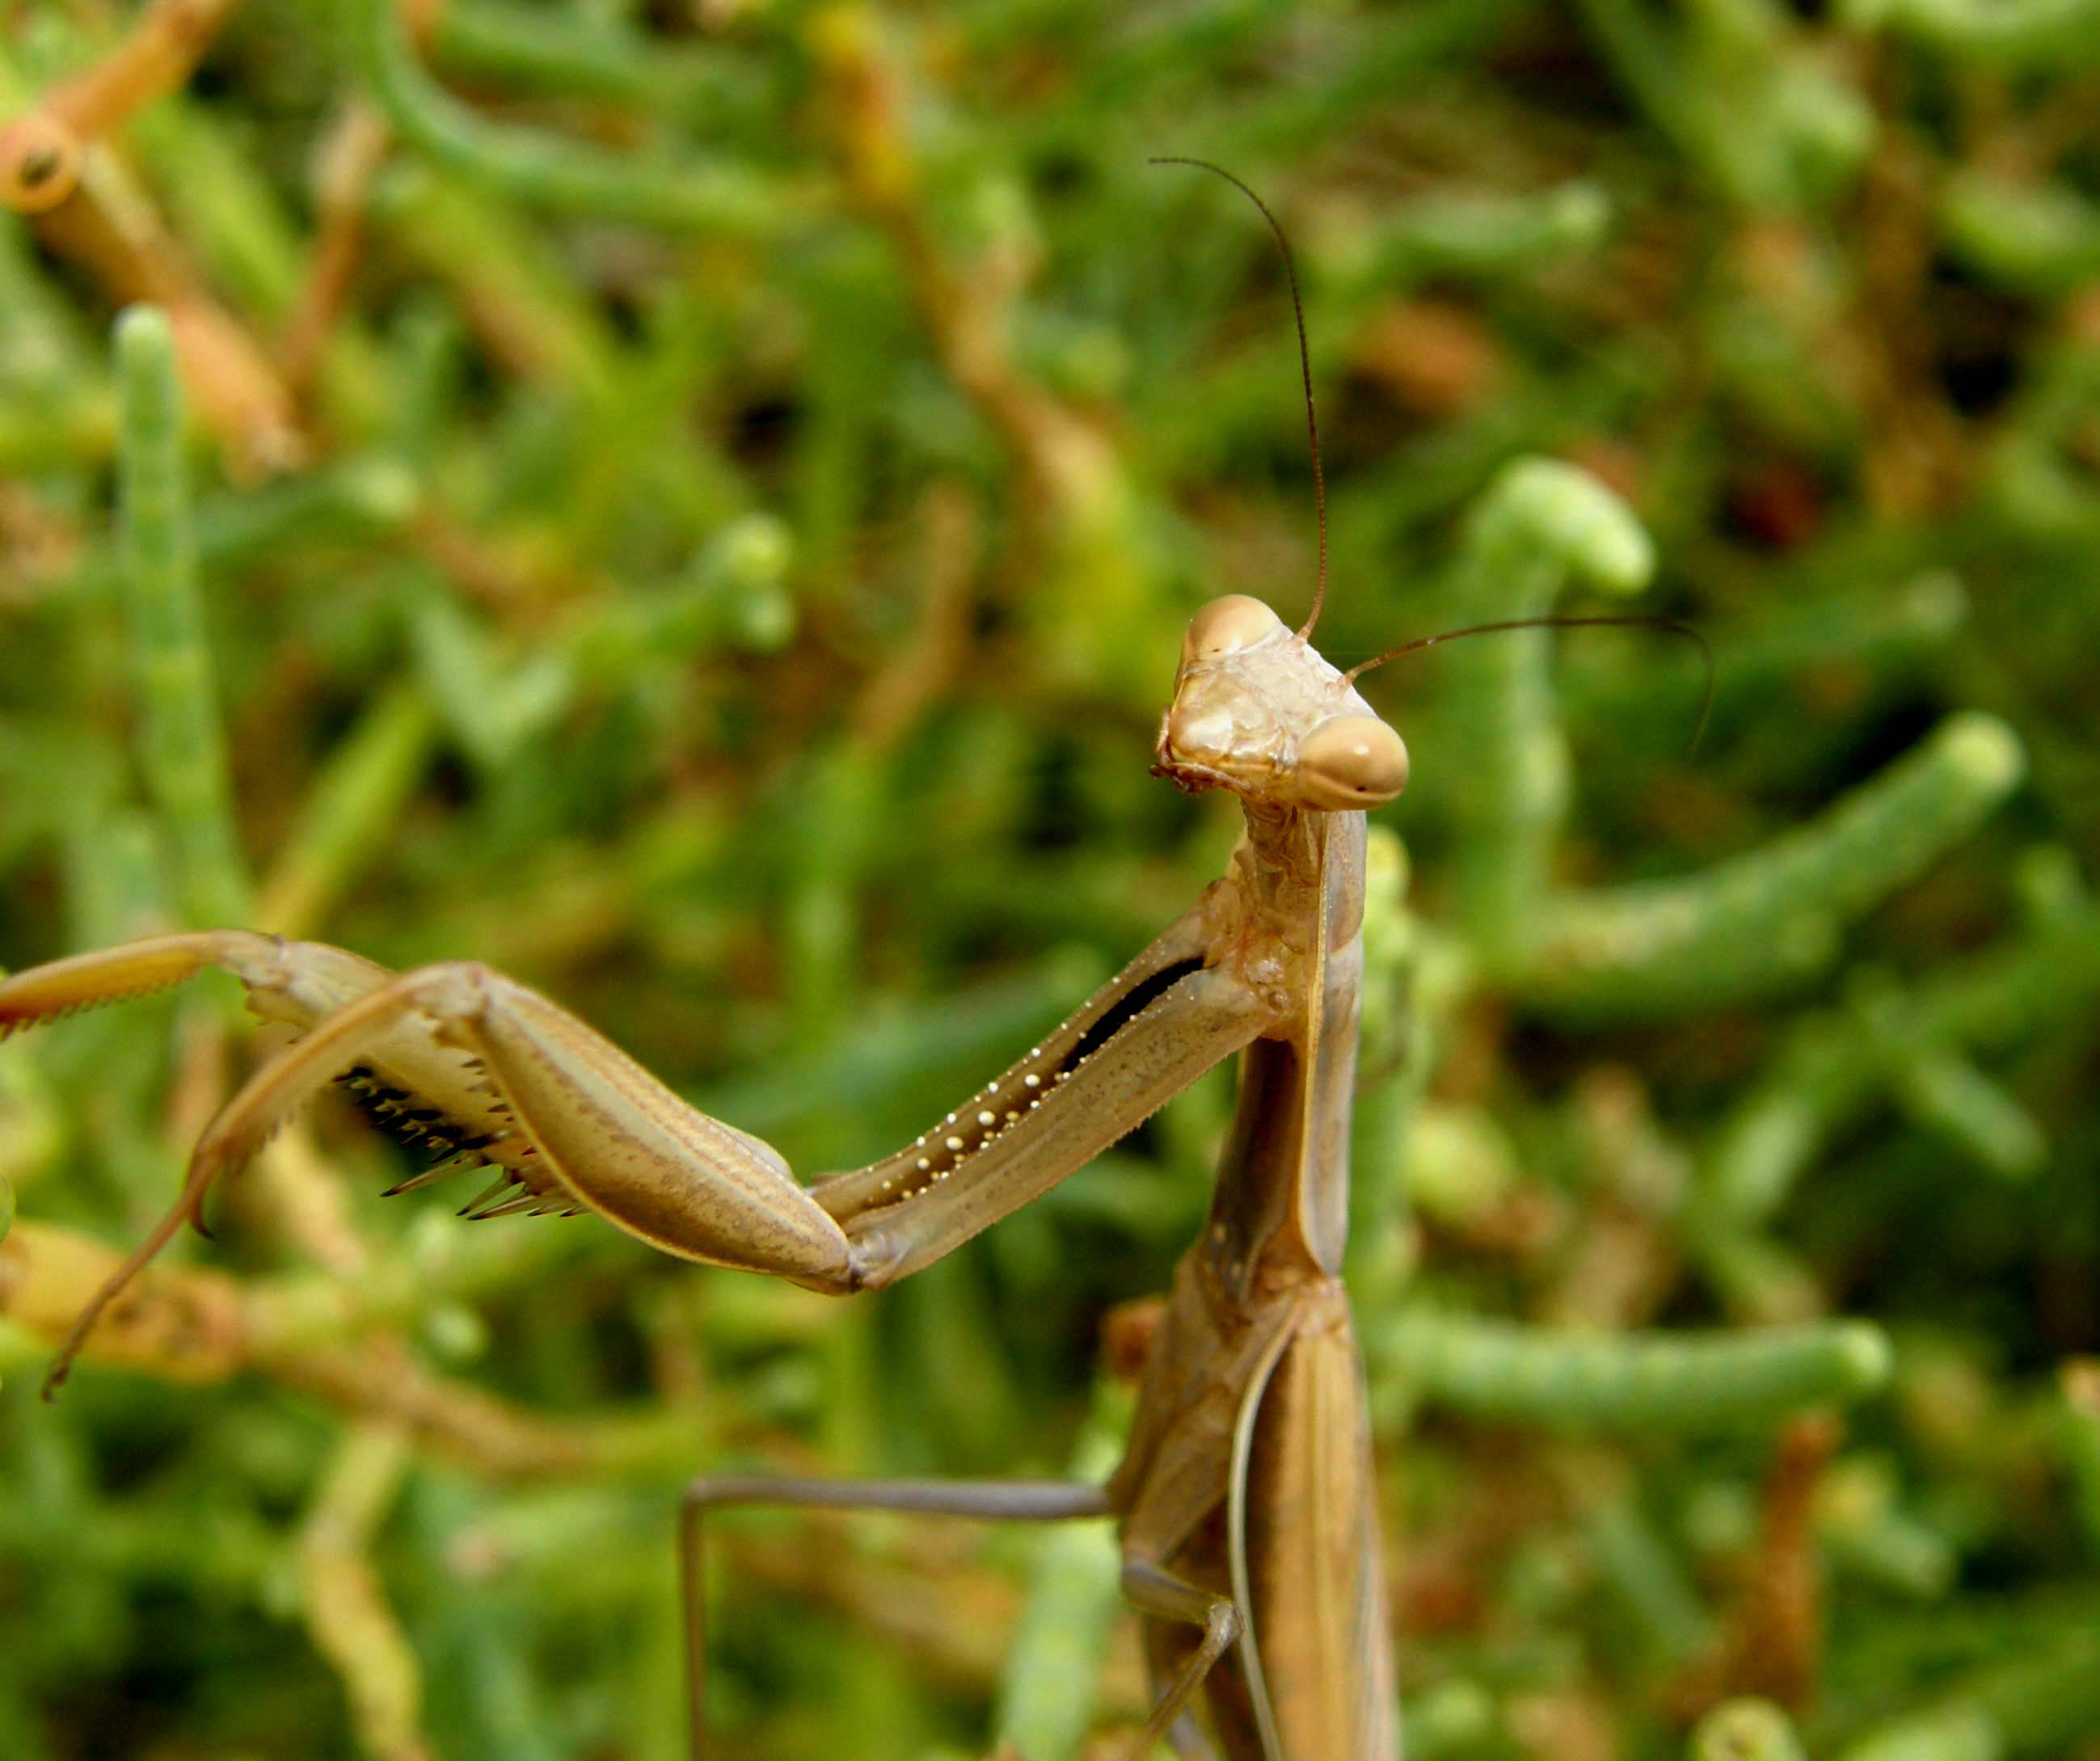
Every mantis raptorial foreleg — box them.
[2,576,1406,1761]
[1,899,1275,1394]
[0,911,1290,1749]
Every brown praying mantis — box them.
[0,167,1697,1760]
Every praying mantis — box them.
[0,169,1691,1759]
[2,592,1400,1759]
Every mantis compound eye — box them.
[1297,716,1409,809]
[1181,595,1284,667]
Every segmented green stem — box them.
[1691,1700,1808,1761]
[1440,458,1653,969]
[1398,1313,1891,1430]
[1524,712,2024,1017]
[1833,1632,2100,1761]
[993,1386,1128,1761]
[1327,182,1612,294]
[1704,882,2100,1226]
[1846,0,2100,69]
[115,306,253,930]
[1941,172,2100,298]
[353,0,789,235]
[256,685,439,940]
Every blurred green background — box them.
[2,1,2098,1759]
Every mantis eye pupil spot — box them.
[1181,595,1284,667]
[1298,716,1409,810]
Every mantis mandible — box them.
[0,167,1686,1759]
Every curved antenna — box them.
[1150,156,1328,641]
[1347,614,1716,756]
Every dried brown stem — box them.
[29,165,302,475]
[0,484,84,607]
[850,479,981,753]
[0,0,302,471]
[1669,1414,1837,1721]
[726,1514,1149,1710]
[813,13,1118,526]
[281,101,392,396]
[0,1219,707,1477]
[0,1219,246,1383]
[280,1338,705,1478]
[0,0,243,213]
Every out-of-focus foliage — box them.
[1,2,2097,1759]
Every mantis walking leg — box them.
[680,1475,1112,1760]
[681,1476,1263,1759]
[1120,1556,1245,1758]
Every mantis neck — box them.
[1205,805,1368,1294]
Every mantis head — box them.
[1154,594,1409,812]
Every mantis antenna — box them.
[1151,156,1329,641]
[1146,162,1710,757]
[1347,612,1717,757]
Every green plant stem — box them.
[256,685,439,940]
[353,0,795,235]
[1691,1699,1807,1761]
[1832,1632,2100,1761]
[1397,1313,1891,1430]
[1524,713,2024,1017]
[1440,458,1654,970]
[429,0,774,125]
[114,306,252,929]
[993,1384,1130,1761]
[1578,0,1872,208]
[1322,183,1612,294]
[1844,0,2100,69]
[1585,1483,1712,1663]
[1702,886,2100,1227]
[1941,172,2100,298]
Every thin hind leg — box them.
[680,1472,1113,1760]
